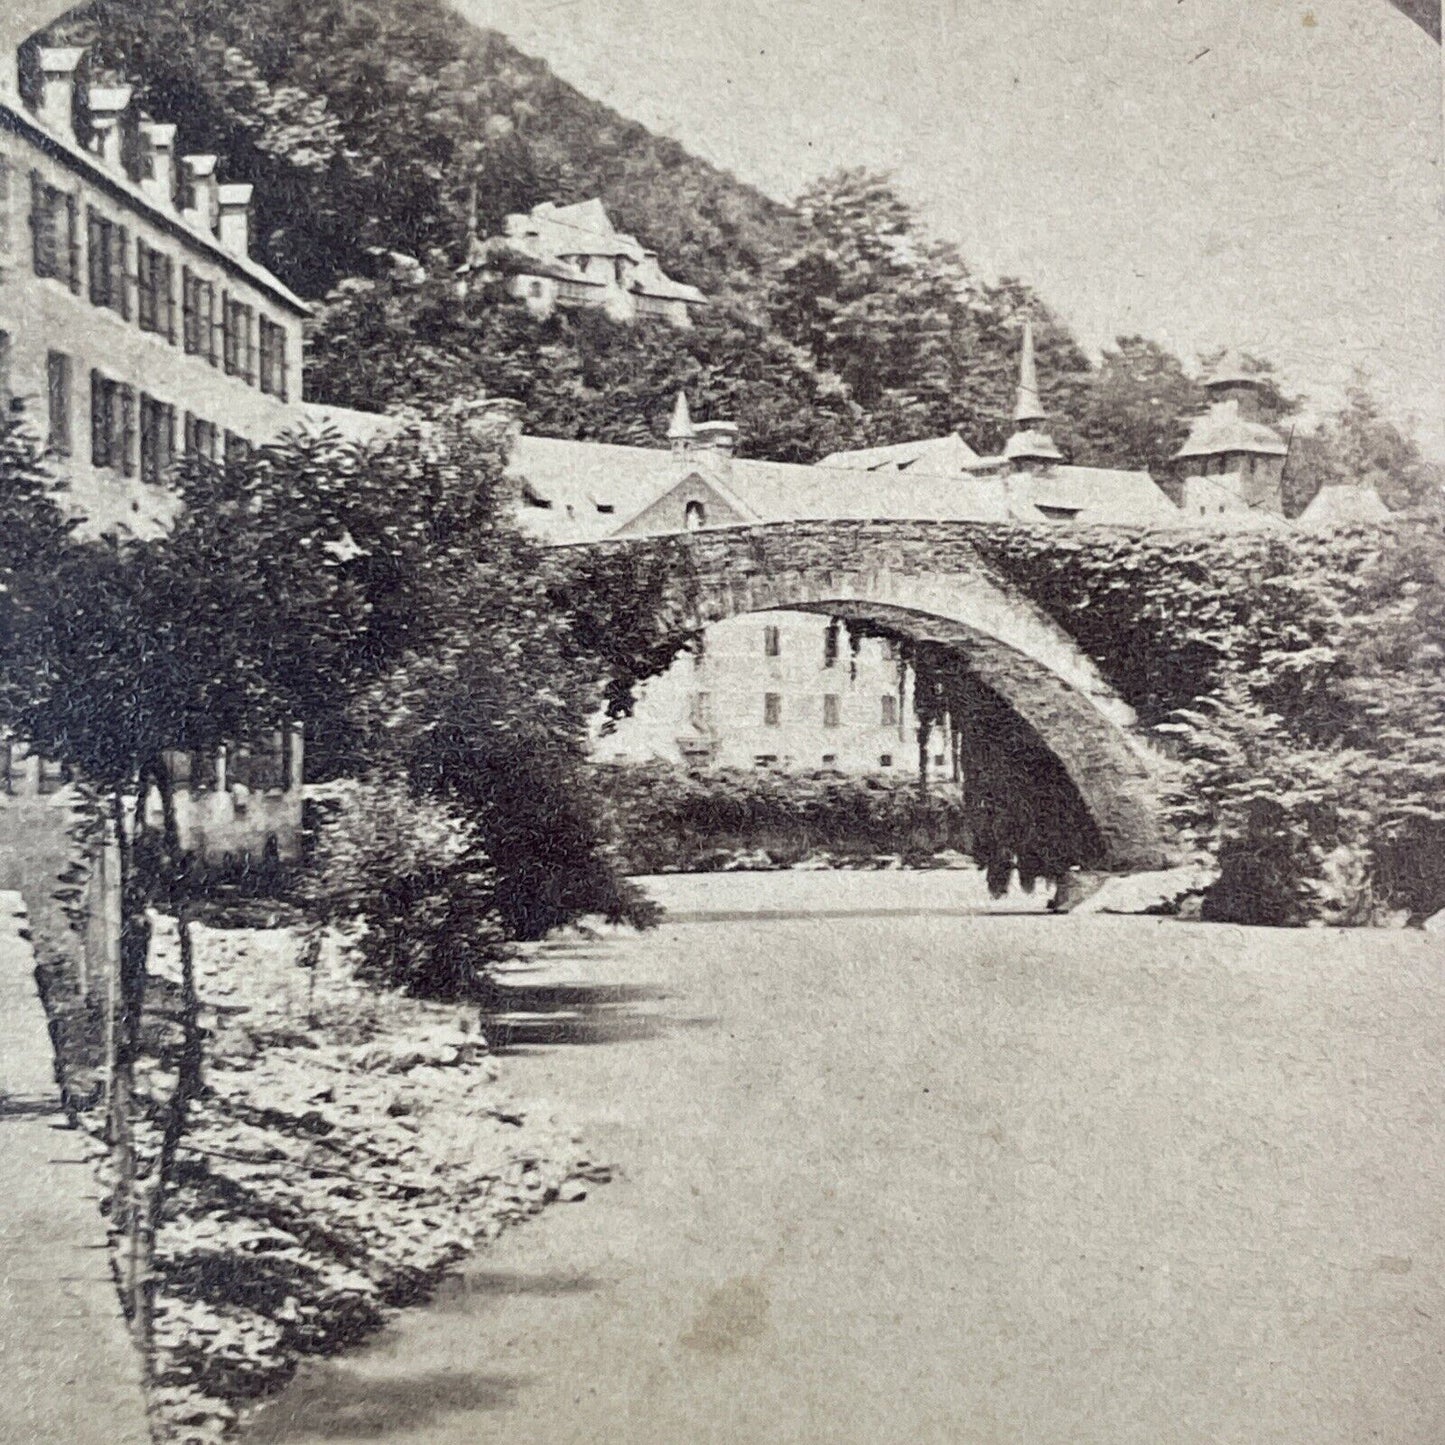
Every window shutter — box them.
[120,386,136,477]
[66,193,80,293]
[164,257,176,343]
[116,226,130,319]
[90,370,105,467]
[279,327,289,403]
[0,159,11,260]
[86,209,101,303]
[28,171,42,274]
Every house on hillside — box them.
[456,199,707,328]
[0,33,309,864]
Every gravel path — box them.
[249,877,1445,1444]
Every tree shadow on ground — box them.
[244,1367,526,1441]
[428,1268,603,1314]
[480,969,714,1053]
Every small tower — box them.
[1003,319,1063,469]
[668,389,695,457]
[1173,351,1288,513]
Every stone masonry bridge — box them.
[571,521,1180,872]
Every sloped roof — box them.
[1017,466,1179,524]
[297,402,406,445]
[1175,399,1288,459]
[631,266,709,305]
[507,436,684,543]
[1202,350,1266,390]
[514,200,649,262]
[1299,484,1393,527]
[458,235,604,286]
[1003,428,1065,464]
[819,432,982,473]
[504,432,1187,542]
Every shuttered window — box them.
[139,393,176,483]
[137,241,175,340]
[30,173,79,289]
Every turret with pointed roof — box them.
[1004,320,1063,467]
[668,390,694,450]
[1173,348,1289,514]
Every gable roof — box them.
[819,432,981,473]
[1299,484,1393,527]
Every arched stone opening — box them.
[682,547,1176,873]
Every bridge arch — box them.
[652,523,1180,872]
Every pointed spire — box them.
[1013,319,1048,425]
[668,390,694,441]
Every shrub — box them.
[304,778,509,996]
[595,762,974,873]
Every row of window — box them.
[44,350,252,479]
[752,752,949,771]
[13,160,290,400]
[757,624,901,665]
[692,691,903,728]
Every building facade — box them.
[0,33,310,863]
[0,44,308,538]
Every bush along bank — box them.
[596,762,975,875]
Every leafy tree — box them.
[1284,378,1441,516]
[1069,336,1204,476]
[305,264,867,462]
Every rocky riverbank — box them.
[135,921,605,1444]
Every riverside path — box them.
[249,871,1445,1445]
[0,889,151,1444]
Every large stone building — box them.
[458,198,708,328]
[0,30,309,863]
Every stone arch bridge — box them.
[570,521,1182,873]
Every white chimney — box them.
[36,46,84,139]
[140,121,177,205]
[216,182,252,256]
[181,153,218,233]
[87,86,132,171]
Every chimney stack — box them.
[216,182,253,256]
[181,153,218,233]
[140,122,177,206]
[36,46,84,139]
[88,86,133,171]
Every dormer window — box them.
[521,483,552,509]
[595,502,615,514]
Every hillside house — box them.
[458,199,707,328]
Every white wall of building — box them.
[594,610,956,777]
[0,95,306,537]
